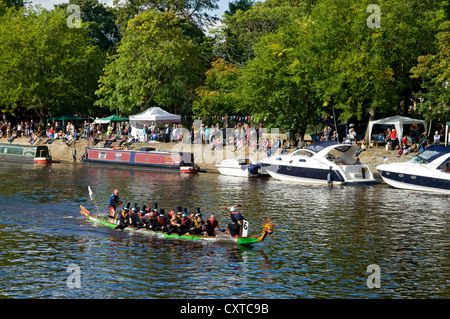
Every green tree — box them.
[55,0,121,52]
[113,0,219,31]
[411,21,450,121]
[237,16,324,137]
[193,58,240,118]
[311,0,447,124]
[95,10,205,115]
[215,0,306,65]
[0,7,104,121]
[224,0,254,16]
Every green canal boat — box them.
[80,205,274,246]
[0,144,52,164]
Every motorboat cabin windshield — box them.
[407,146,450,165]
[324,145,355,164]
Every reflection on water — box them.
[0,162,449,298]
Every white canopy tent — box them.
[129,107,181,141]
[368,115,428,146]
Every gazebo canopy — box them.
[94,115,129,124]
[47,114,87,122]
[368,115,428,142]
[129,107,180,141]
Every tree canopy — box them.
[0,6,104,121]
[0,0,448,130]
[95,10,205,115]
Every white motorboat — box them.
[376,146,450,194]
[215,157,266,177]
[260,141,376,185]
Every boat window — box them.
[437,157,450,173]
[115,153,122,160]
[407,150,442,164]
[292,150,314,157]
[98,152,106,159]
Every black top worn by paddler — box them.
[131,206,143,228]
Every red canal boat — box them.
[82,147,198,173]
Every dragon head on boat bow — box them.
[257,217,274,242]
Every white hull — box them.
[379,175,450,194]
[216,166,258,177]
[376,146,450,194]
[266,170,345,185]
[261,142,376,185]
[215,157,263,177]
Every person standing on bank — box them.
[72,146,77,162]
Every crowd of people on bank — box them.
[107,189,246,238]
[2,112,449,157]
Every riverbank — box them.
[4,137,415,174]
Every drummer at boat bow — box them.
[108,189,122,221]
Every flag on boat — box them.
[88,186,93,201]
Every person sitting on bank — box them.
[104,133,117,148]
[203,214,220,236]
[8,130,17,144]
[93,131,103,146]
[227,206,245,237]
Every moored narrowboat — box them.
[82,147,198,172]
[0,144,52,164]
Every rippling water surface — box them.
[0,162,449,299]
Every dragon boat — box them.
[80,205,274,246]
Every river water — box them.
[0,161,449,299]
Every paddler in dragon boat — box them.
[188,209,204,235]
[105,192,260,239]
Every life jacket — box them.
[207,218,218,230]
[193,219,203,228]
[180,218,189,227]
[157,216,165,225]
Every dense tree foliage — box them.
[55,0,121,52]
[0,6,104,121]
[95,10,205,115]
[0,0,448,130]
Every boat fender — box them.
[327,166,333,185]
